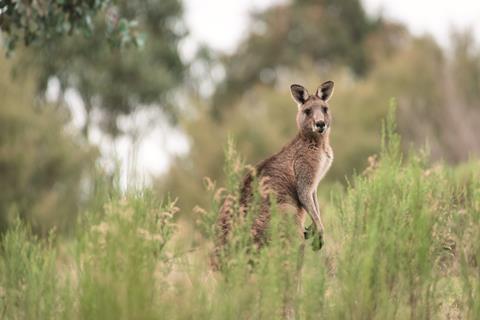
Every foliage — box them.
[450,30,480,107]
[0,189,178,319]
[211,0,379,114]
[19,0,187,136]
[1,1,480,316]
[0,55,96,235]
[0,0,141,53]
[160,30,480,214]
[1,115,480,319]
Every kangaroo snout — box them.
[315,121,326,133]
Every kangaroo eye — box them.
[304,108,312,116]
[322,106,328,113]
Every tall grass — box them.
[1,112,479,319]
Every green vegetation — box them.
[1,113,479,319]
[0,0,142,52]
[162,13,480,215]
[0,55,96,235]
[22,0,187,137]
[1,0,480,318]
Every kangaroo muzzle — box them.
[315,120,327,133]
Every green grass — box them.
[1,113,480,319]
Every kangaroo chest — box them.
[312,147,333,190]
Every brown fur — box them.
[214,81,335,262]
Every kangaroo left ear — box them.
[290,84,309,105]
[316,81,334,102]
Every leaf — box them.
[134,32,146,48]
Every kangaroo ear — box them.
[290,84,309,105]
[316,81,334,101]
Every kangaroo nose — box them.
[315,121,326,131]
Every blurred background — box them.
[1,0,479,234]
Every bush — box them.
[1,112,479,319]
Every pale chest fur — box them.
[312,145,333,191]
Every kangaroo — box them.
[214,81,334,263]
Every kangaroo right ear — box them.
[290,84,309,105]
[316,81,334,101]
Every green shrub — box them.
[0,111,479,319]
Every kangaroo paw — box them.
[311,231,324,251]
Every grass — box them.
[1,111,480,319]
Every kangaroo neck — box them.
[297,131,329,149]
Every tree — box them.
[159,30,480,214]
[0,0,141,53]
[0,55,97,235]
[450,30,480,107]
[211,0,378,115]
[19,0,187,137]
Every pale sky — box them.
[183,0,480,54]
[362,0,480,46]
[182,0,283,57]
[71,0,480,189]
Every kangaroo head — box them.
[290,81,334,137]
